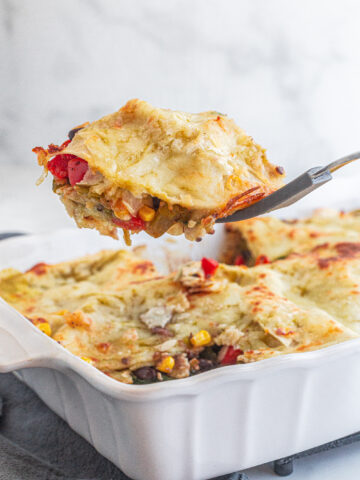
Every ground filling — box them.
[47,154,215,244]
[21,257,286,385]
[129,344,242,384]
[4,239,358,385]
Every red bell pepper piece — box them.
[47,155,69,179]
[68,158,89,186]
[234,255,245,266]
[47,154,88,186]
[220,346,243,365]
[201,257,219,277]
[113,216,145,232]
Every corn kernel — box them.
[138,205,155,222]
[114,200,131,220]
[54,309,68,315]
[37,322,52,336]
[190,330,212,347]
[156,355,175,374]
[81,356,94,365]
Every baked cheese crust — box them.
[1,233,359,384]
[0,249,158,334]
[223,208,360,264]
[33,99,284,243]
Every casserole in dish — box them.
[2,206,360,479]
[1,237,359,385]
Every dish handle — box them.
[0,298,58,372]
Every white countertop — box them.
[1,162,360,480]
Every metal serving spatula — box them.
[217,151,360,223]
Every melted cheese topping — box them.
[35,99,285,212]
[0,250,157,334]
[224,209,360,263]
[1,239,358,384]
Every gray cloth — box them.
[0,373,248,480]
[0,373,130,480]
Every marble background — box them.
[1,0,360,176]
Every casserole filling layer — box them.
[1,226,360,385]
[50,158,214,244]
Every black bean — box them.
[133,366,157,381]
[198,359,216,371]
[68,126,84,141]
[96,204,104,212]
[152,197,161,210]
[199,346,218,362]
[211,344,222,354]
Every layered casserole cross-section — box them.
[33,99,284,244]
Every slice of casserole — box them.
[1,246,357,384]
[33,99,284,244]
[222,208,360,265]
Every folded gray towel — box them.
[0,434,86,480]
[0,373,248,480]
[0,373,130,479]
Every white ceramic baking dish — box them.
[1,176,360,480]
